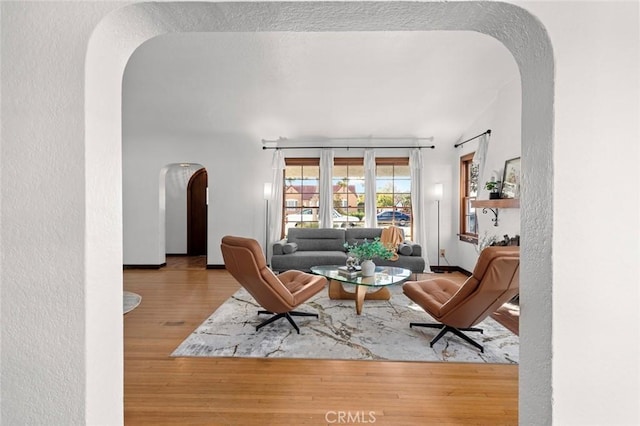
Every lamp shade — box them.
[434,183,444,200]
[263,182,272,200]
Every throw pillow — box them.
[398,243,413,256]
[283,242,298,254]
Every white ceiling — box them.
[123,31,519,144]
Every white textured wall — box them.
[1,2,123,424]
[454,77,522,272]
[122,132,272,265]
[0,2,638,426]
[530,2,640,424]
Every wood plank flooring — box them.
[124,258,518,425]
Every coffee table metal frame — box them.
[310,265,412,315]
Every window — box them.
[282,157,412,236]
[460,152,478,243]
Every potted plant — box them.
[343,238,394,276]
[485,180,501,199]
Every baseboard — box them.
[457,266,472,276]
[430,265,472,276]
[123,263,166,270]
[206,264,225,269]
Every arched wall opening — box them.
[85,3,553,424]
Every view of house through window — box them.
[375,158,411,233]
[284,159,320,230]
[332,158,365,228]
[283,157,412,238]
[460,152,478,242]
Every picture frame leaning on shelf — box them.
[500,157,521,199]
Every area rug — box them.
[123,291,142,314]
[172,284,518,364]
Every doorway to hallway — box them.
[187,168,208,256]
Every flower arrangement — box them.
[343,237,394,261]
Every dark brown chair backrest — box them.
[221,235,295,313]
[439,246,519,328]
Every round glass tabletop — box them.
[310,265,412,287]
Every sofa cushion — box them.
[345,227,381,246]
[282,242,298,254]
[374,256,425,272]
[270,251,348,272]
[287,228,346,252]
[345,227,405,246]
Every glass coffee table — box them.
[310,265,412,315]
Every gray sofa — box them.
[271,227,425,273]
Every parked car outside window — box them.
[376,210,411,226]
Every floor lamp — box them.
[263,182,272,262]
[434,183,444,272]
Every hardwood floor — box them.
[124,258,518,425]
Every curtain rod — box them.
[453,129,491,148]
[262,136,434,143]
[261,136,435,150]
[262,145,435,150]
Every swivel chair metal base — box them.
[410,322,485,353]
[257,310,318,334]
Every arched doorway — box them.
[85,3,554,424]
[164,163,207,258]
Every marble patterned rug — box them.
[172,284,518,364]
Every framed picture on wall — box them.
[500,157,521,199]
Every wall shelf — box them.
[471,199,520,209]
[470,199,520,226]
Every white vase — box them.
[360,259,376,277]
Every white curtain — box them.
[318,149,334,228]
[267,150,285,261]
[410,148,431,273]
[364,149,377,228]
[473,133,490,188]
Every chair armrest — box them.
[272,238,288,256]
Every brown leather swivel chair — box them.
[403,246,519,352]
[221,235,326,334]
